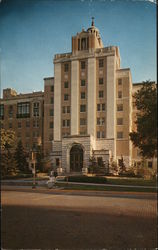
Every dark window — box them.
[80,118,86,125]
[50,109,54,116]
[81,80,86,86]
[8,105,13,118]
[50,122,54,128]
[67,119,70,127]
[102,104,105,111]
[118,91,122,98]
[78,39,80,50]
[99,59,104,68]
[81,61,86,69]
[33,120,39,128]
[117,131,123,139]
[118,79,122,85]
[80,105,86,112]
[49,134,53,141]
[67,106,70,113]
[56,158,60,167]
[99,91,104,98]
[9,122,12,128]
[117,118,123,125]
[51,97,54,104]
[81,38,86,50]
[99,78,104,85]
[17,102,30,118]
[97,131,100,138]
[117,104,123,111]
[81,92,86,99]
[0,122,4,128]
[64,94,69,101]
[33,102,40,117]
[26,121,30,127]
[51,85,54,92]
[64,82,69,88]
[18,122,21,128]
[0,104,4,119]
[97,104,100,111]
[63,120,65,127]
[97,157,103,167]
[62,107,66,113]
[64,64,69,72]
[148,161,152,168]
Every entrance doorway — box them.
[70,144,83,172]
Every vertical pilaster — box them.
[87,57,96,137]
[106,55,116,157]
[54,63,61,140]
[71,60,79,135]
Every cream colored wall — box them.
[54,63,61,140]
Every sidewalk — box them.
[1,179,157,190]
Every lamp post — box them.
[31,148,36,189]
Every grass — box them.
[56,183,157,193]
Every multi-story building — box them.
[0,19,156,173]
[51,19,133,173]
[0,88,44,153]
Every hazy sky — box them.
[0,0,156,94]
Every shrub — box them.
[67,175,107,184]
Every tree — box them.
[36,145,44,172]
[0,129,17,176]
[14,140,29,173]
[129,81,157,158]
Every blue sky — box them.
[0,0,156,94]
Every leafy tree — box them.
[14,140,29,173]
[129,81,157,158]
[0,129,17,176]
[36,145,44,172]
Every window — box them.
[117,131,123,139]
[81,38,86,50]
[64,63,69,72]
[117,118,123,125]
[80,118,86,125]
[17,102,30,118]
[118,91,122,98]
[8,105,13,118]
[148,161,152,168]
[81,61,86,69]
[80,105,86,112]
[0,122,3,129]
[67,106,70,113]
[49,134,53,141]
[64,82,69,88]
[51,97,54,104]
[18,122,21,128]
[17,132,21,138]
[99,59,104,68]
[33,131,39,138]
[62,120,70,127]
[81,80,86,86]
[78,39,80,50]
[51,85,54,92]
[56,158,60,167]
[97,118,105,125]
[26,132,30,138]
[97,131,105,138]
[9,122,12,128]
[81,92,86,99]
[33,120,39,128]
[64,94,69,101]
[80,130,86,135]
[26,121,30,127]
[102,103,105,111]
[33,102,39,117]
[117,104,123,111]
[50,109,54,116]
[118,78,122,85]
[99,78,103,85]
[50,122,54,128]
[99,91,104,98]
[0,104,4,119]
[97,157,103,167]
[97,103,105,111]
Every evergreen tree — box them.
[14,140,29,173]
[129,81,157,158]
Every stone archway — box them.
[70,144,83,172]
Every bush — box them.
[66,175,107,184]
[2,173,33,180]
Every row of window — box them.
[17,131,40,138]
[63,59,104,73]
[0,120,40,129]
[0,102,40,119]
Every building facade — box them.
[0,20,156,173]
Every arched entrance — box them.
[70,144,83,172]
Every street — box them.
[1,187,157,249]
